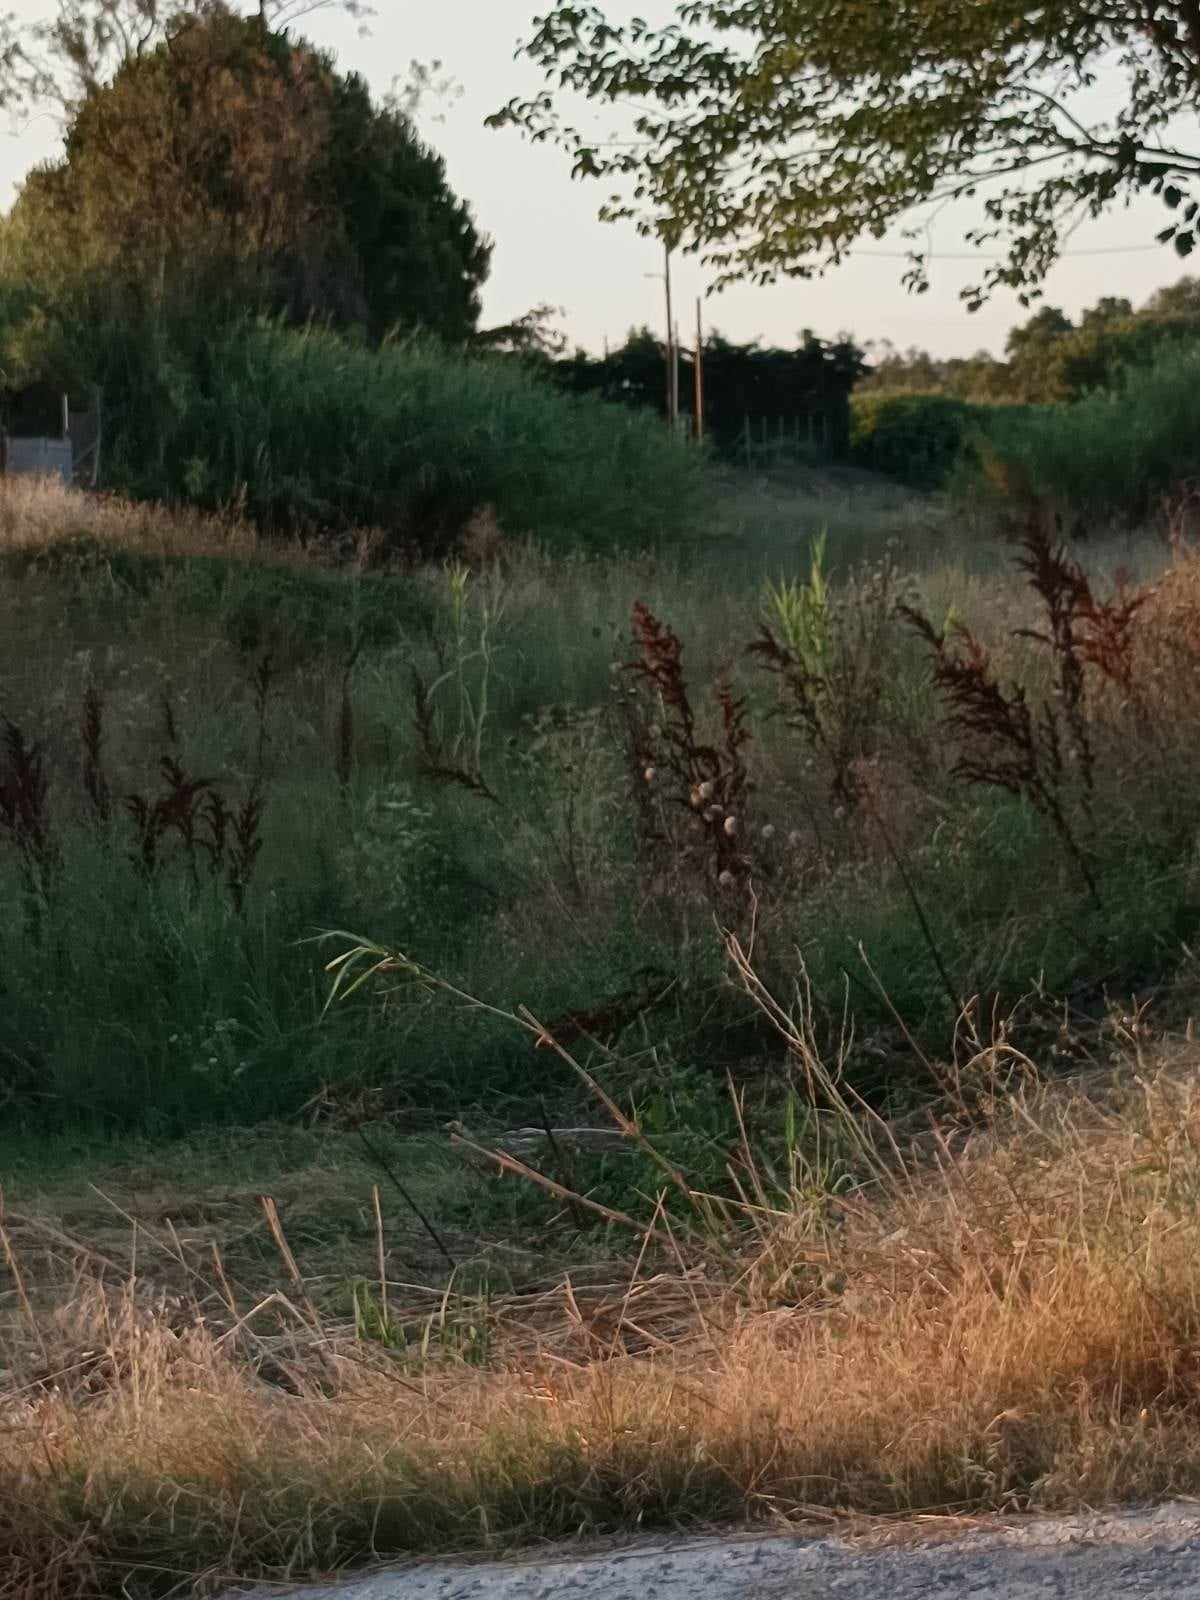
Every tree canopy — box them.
[490,1,1200,307]
[4,2,489,345]
[0,0,367,111]
[860,277,1200,401]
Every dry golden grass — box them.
[0,475,271,561]
[9,1025,1200,1598]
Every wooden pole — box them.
[693,298,704,443]
[663,242,676,430]
[672,322,681,430]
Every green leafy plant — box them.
[752,548,915,810]
[850,394,986,488]
[762,532,829,677]
[0,719,57,935]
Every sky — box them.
[0,0,1189,358]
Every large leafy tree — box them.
[0,1,366,110]
[491,1,1200,307]
[4,2,489,342]
[325,69,490,343]
[1145,272,1200,313]
[10,10,332,313]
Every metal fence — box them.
[738,412,834,468]
[1,393,101,488]
[3,435,74,483]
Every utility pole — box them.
[663,241,677,430]
[672,321,682,429]
[646,238,682,430]
[693,297,705,443]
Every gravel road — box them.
[241,1501,1200,1599]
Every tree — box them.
[10,10,331,315]
[855,279,1200,404]
[857,344,1013,401]
[0,0,367,111]
[324,68,490,343]
[1144,275,1200,315]
[490,1,1200,307]
[6,4,490,343]
[473,303,569,359]
[1080,296,1135,330]
[1005,306,1074,359]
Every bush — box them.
[53,314,708,555]
[849,393,985,487]
[974,340,1200,519]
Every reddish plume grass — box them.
[125,758,265,912]
[901,513,1154,904]
[625,600,752,889]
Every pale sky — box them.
[0,0,1188,357]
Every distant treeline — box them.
[861,280,1200,404]
[533,328,867,458]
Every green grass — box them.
[0,465,1193,1156]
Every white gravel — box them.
[235,1501,1200,1599]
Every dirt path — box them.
[239,1502,1200,1598]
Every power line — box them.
[854,242,1165,261]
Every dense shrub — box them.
[975,341,1200,519]
[105,320,708,553]
[4,305,707,554]
[849,393,985,486]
